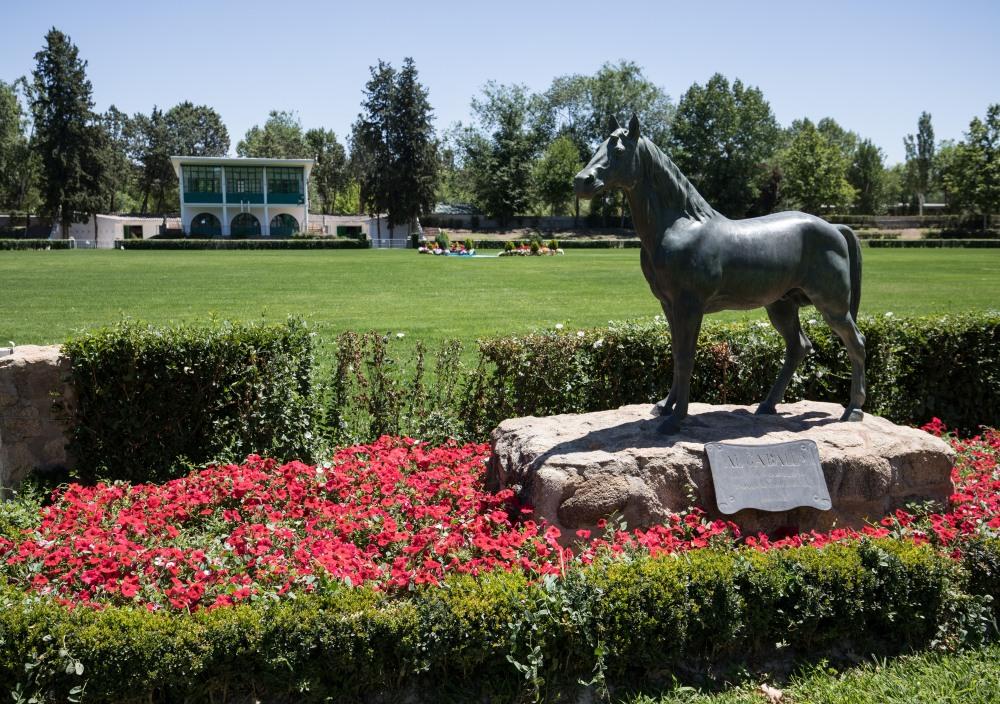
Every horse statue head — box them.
[574,114,644,199]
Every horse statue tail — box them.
[837,224,863,321]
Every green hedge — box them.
[0,239,74,250]
[459,313,1000,437]
[868,239,1000,248]
[63,319,314,482]
[467,239,641,250]
[0,538,992,702]
[116,238,370,250]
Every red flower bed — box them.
[1,424,997,612]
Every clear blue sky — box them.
[3,0,998,164]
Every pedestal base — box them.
[488,401,955,539]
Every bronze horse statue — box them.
[574,114,865,433]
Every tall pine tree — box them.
[30,28,103,237]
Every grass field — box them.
[2,248,999,362]
[625,644,1000,703]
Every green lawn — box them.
[2,249,998,361]
[625,644,1000,703]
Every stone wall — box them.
[0,345,74,493]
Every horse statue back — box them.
[574,114,865,433]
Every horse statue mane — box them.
[637,137,717,223]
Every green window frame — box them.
[267,167,303,194]
[183,166,221,193]
[225,167,263,194]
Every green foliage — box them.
[779,118,856,214]
[236,109,308,158]
[459,313,1000,438]
[0,239,75,250]
[849,138,888,214]
[62,318,314,482]
[942,105,1000,229]
[669,74,780,218]
[434,228,449,249]
[305,127,348,215]
[868,239,1000,248]
[0,540,985,702]
[320,331,467,446]
[904,111,936,215]
[352,58,439,229]
[116,237,369,250]
[532,134,582,216]
[460,82,539,224]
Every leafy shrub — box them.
[434,229,450,249]
[0,239,75,250]
[464,237,474,251]
[319,331,468,446]
[63,318,314,482]
[459,313,1000,437]
[868,239,1000,248]
[0,540,984,702]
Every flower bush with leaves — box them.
[1,423,997,613]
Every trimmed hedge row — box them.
[1,538,995,702]
[115,238,371,250]
[460,313,1000,437]
[63,319,314,482]
[868,239,1000,248]
[0,239,74,250]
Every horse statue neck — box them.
[626,138,719,239]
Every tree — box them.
[459,83,537,225]
[903,111,935,215]
[669,74,781,217]
[305,128,348,214]
[532,134,581,215]
[384,57,438,230]
[237,110,308,158]
[0,79,40,223]
[352,61,396,226]
[132,107,174,213]
[97,106,134,212]
[779,118,855,214]
[29,28,105,237]
[944,105,1000,230]
[848,139,886,214]
[165,101,229,157]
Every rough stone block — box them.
[488,401,955,539]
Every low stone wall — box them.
[0,345,74,492]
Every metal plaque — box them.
[704,440,831,514]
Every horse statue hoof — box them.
[657,415,682,434]
[840,408,864,422]
[651,399,672,416]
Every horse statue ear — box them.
[627,113,641,140]
[607,115,622,134]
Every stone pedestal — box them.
[488,401,955,539]
[0,345,74,493]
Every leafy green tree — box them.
[0,79,39,224]
[669,74,781,217]
[903,111,935,215]
[848,138,886,214]
[165,101,229,157]
[816,117,859,161]
[97,105,134,212]
[29,28,105,237]
[305,128,348,215]
[943,105,1000,230]
[352,61,396,227]
[779,118,855,214]
[460,83,537,225]
[237,110,308,158]
[132,107,175,213]
[384,57,438,230]
[532,134,581,215]
[436,125,475,205]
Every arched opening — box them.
[190,212,221,237]
[231,212,261,237]
[269,213,300,237]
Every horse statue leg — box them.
[652,301,677,416]
[658,299,703,434]
[756,299,812,415]
[812,303,867,422]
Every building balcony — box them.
[267,192,306,205]
[226,191,265,204]
[184,191,223,204]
